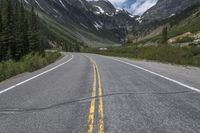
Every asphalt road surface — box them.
[0,53,200,133]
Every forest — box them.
[0,0,45,61]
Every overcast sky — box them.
[88,0,158,15]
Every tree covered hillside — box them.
[0,0,44,61]
[0,0,82,63]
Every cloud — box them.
[87,0,158,15]
[128,0,158,15]
[108,0,128,6]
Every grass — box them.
[169,15,200,37]
[175,36,195,43]
[0,52,61,82]
[83,45,200,67]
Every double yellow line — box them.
[87,58,104,133]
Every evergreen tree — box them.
[8,0,16,60]
[161,27,168,44]
[29,7,40,53]
[20,2,29,55]
[37,15,45,54]
[1,0,10,60]
[1,0,16,60]
[14,1,24,60]
[0,0,44,61]
[14,1,29,60]
[75,43,80,52]
[0,10,2,61]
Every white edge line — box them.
[110,57,200,93]
[0,54,74,94]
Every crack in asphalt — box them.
[0,90,194,114]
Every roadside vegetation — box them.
[0,52,61,82]
[0,0,78,82]
[83,45,200,67]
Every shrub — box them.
[175,36,194,43]
[0,52,61,82]
[83,45,200,67]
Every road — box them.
[0,53,200,133]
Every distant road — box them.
[0,53,200,133]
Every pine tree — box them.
[1,0,15,60]
[37,15,45,54]
[14,1,24,60]
[8,0,16,60]
[161,27,168,44]
[0,0,45,61]
[0,10,2,61]
[1,0,10,60]
[20,2,29,55]
[75,43,80,52]
[29,7,40,53]
[14,1,30,60]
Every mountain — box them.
[22,0,138,47]
[21,0,200,47]
[129,0,200,41]
[89,0,116,15]
[130,3,200,46]
[142,0,200,23]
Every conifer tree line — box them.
[43,26,83,52]
[0,0,44,61]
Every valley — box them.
[21,0,200,49]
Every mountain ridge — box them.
[142,0,200,23]
[22,0,200,47]
[22,0,138,47]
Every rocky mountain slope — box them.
[21,0,200,47]
[142,0,200,23]
[22,0,138,46]
[89,0,116,15]
[130,0,200,41]
[132,4,200,46]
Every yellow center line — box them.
[87,56,105,133]
[88,64,97,133]
[95,62,105,133]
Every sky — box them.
[88,0,158,15]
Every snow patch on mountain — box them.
[94,22,103,30]
[34,0,44,11]
[135,16,143,23]
[94,5,105,14]
[24,0,30,4]
[106,13,114,16]
[168,13,175,18]
[59,0,66,9]
[129,14,135,18]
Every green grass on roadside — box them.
[0,52,61,82]
[83,46,200,67]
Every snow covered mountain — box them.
[22,0,138,45]
[89,0,116,15]
[142,0,200,23]
[22,0,200,46]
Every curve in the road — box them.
[0,54,74,95]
